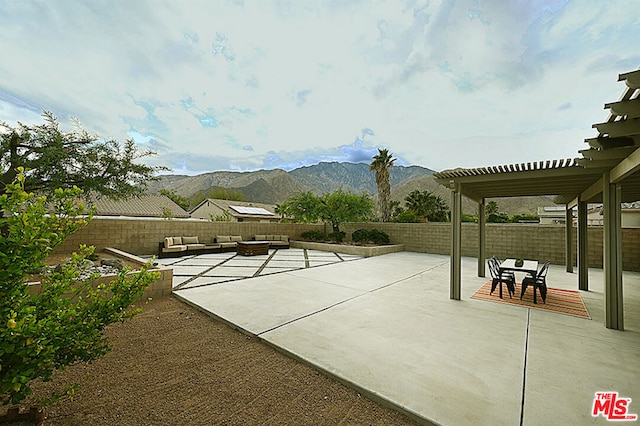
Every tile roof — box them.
[89,194,190,218]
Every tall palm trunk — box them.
[369,149,396,222]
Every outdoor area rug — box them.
[471,281,591,319]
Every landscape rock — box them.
[101,258,125,270]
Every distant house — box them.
[88,194,190,218]
[621,202,640,228]
[190,199,281,223]
[537,203,640,227]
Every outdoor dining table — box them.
[499,258,540,302]
[499,258,539,278]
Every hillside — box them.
[146,162,557,214]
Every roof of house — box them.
[190,198,281,219]
[88,194,190,218]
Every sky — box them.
[1,0,639,176]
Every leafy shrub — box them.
[351,229,390,245]
[368,229,390,244]
[0,171,159,406]
[510,214,539,223]
[301,230,325,241]
[351,229,370,243]
[461,213,478,223]
[327,231,346,243]
[392,209,419,223]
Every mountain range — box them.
[146,162,556,215]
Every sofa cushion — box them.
[230,235,243,242]
[186,243,206,250]
[164,237,173,248]
[255,235,267,241]
[182,236,199,244]
[216,235,231,243]
[220,242,237,248]
[172,236,183,245]
[163,245,187,253]
[279,235,289,242]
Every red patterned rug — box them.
[471,281,591,319]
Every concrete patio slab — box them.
[172,251,640,425]
[177,273,365,334]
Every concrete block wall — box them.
[56,218,325,256]
[344,222,639,271]
[56,218,640,271]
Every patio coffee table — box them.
[237,241,269,256]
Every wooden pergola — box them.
[434,69,640,330]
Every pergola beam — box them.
[610,146,640,183]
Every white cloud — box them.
[1,0,638,174]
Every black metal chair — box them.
[520,261,549,304]
[488,257,515,299]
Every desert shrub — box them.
[352,229,390,245]
[327,231,345,243]
[351,229,370,243]
[300,230,325,241]
[368,229,390,244]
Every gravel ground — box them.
[8,296,418,425]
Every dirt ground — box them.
[7,296,418,425]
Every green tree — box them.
[160,189,190,211]
[403,190,450,222]
[277,189,374,233]
[320,189,375,233]
[0,170,159,406]
[1,111,166,198]
[485,201,499,215]
[369,148,396,222]
[276,191,322,224]
[484,201,509,223]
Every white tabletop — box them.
[499,259,538,275]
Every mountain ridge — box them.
[146,161,555,214]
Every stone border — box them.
[290,241,405,257]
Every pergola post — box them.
[603,172,623,330]
[450,181,462,300]
[577,200,589,291]
[565,205,574,273]
[478,199,486,278]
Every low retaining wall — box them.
[28,247,173,300]
[290,241,405,257]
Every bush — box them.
[351,229,370,243]
[461,213,478,223]
[0,171,159,406]
[351,229,390,245]
[368,229,390,244]
[300,230,325,241]
[327,231,346,243]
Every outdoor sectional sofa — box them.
[214,235,243,250]
[253,235,290,249]
[159,235,290,258]
[159,236,208,257]
[158,235,244,258]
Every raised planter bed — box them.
[27,248,173,300]
[290,241,404,257]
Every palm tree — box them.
[369,148,396,222]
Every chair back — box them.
[537,261,550,280]
[488,257,499,279]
